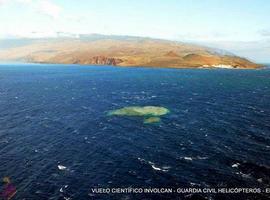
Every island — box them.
[0,34,261,69]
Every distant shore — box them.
[0,61,265,70]
[0,35,262,70]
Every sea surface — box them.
[0,64,269,200]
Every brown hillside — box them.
[0,36,261,69]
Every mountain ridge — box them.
[0,34,261,69]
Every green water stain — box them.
[108,106,170,124]
[108,106,169,116]
[143,117,161,124]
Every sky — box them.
[0,0,269,62]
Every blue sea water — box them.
[0,64,269,200]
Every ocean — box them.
[0,64,269,200]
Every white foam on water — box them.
[180,156,208,161]
[257,178,263,183]
[58,165,67,170]
[183,157,193,161]
[232,163,240,168]
[138,158,170,172]
[150,163,170,172]
[197,156,208,160]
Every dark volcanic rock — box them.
[91,56,123,66]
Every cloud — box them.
[195,40,270,62]
[258,29,270,37]
[174,31,235,42]
[36,0,62,19]
[0,0,62,19]
[17,0,32,4]
[0,0,31,7]
[0,0,9,6]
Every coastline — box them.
[0,61,264,70]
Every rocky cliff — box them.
[90,56,123,65]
